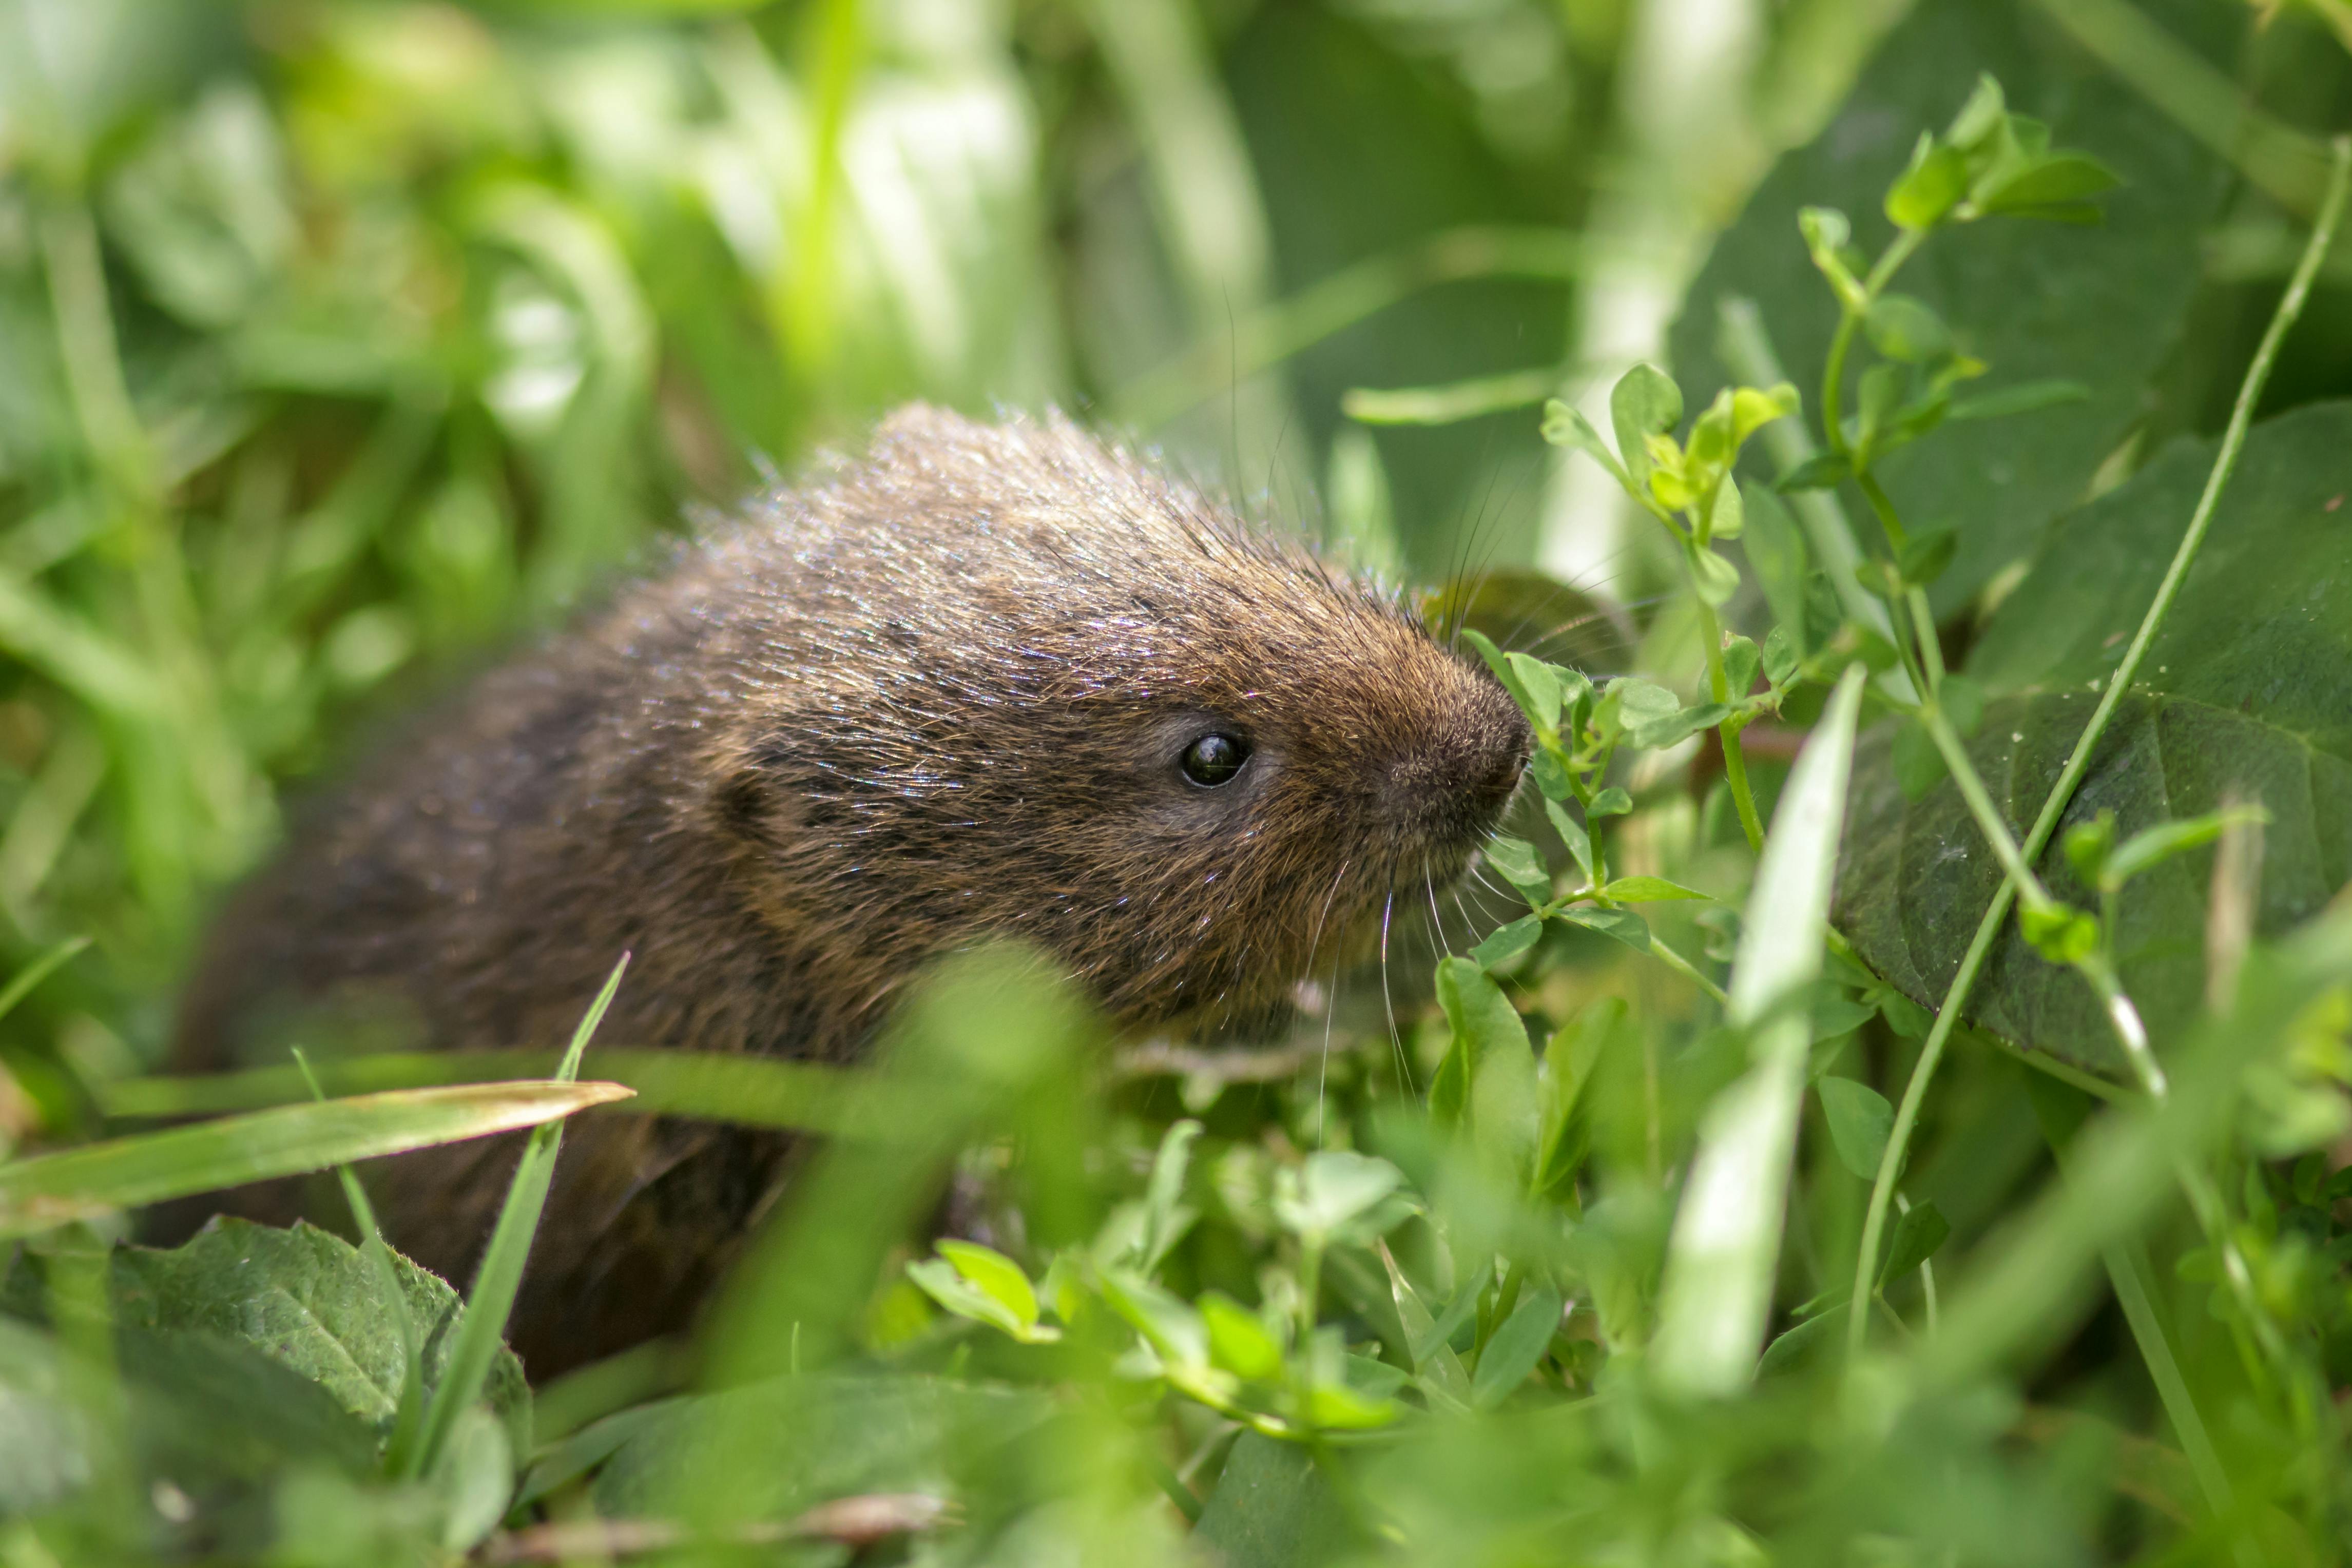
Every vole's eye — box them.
[1179,732,1251,787]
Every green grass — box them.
[4,0,2352,1563]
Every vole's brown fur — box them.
[170,406,1530,1373]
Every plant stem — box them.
[1647,935,1730,1009]
[1684,561,1765,849]
[1846,135,2352,1364]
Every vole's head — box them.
[709,406,1532,1038]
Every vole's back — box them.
[171,406,1531,1374]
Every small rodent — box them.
[168,406,1531,1373]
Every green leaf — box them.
[1588,786,1633,818]
[1885,137,1970,230]
[1838,404,2352,1070]
[1630,701,1735,752]
[1469,1285,1563,1408]
[1541,398,1631,490]
[1897,527,1957,587]
[1199,1291,1284,1382]
[1504,651,1565,732]
[936,1240,1045,1334]
[1194,1431,1354,1568]
[1483,835,1553,907]
[1670,1,2225,613]
[1879,1201,1953,1285]
[1688,546,1742,607]
[2019,902,2100,965]
[1816,1076,1895,1181]
[1601,877,1710,903]
[1434,955,1535,1106]
[2104,807,2268,891]
[0,1081,632,1238]
[1276,1151,1409,1241]
[1798,206,1864,309]
[1762,625,1801,685]
[1472,915,1544,970]
[1939,673,1987,735]
[1654,668,1864,1395]
[1544,798,1594,885]
[1722,634,1761,698]
[1977,151,2120,218]
[2064,809,2117,888]
[96,1217,528,1450]
[1610,363,1683,490]
[1535,998,1621,1197]
[1557,904,1650,953]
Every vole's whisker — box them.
[1424,865,1452,957]
[1379,880,1410,1094]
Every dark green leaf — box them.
[1837,404,2352,1070]
[1196,1431,1355,1568]
[1817,1077,1895,1181]
[100,1218,528,1451]
[1879,1201,1953,1284]
[1774,450,1853,493]
[1483,836,1553,906]
[1470,1285,1563,1408]
[1947,379,2091,421]
[1897,527,1957,587]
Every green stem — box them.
[1685,553,1764,850]
[1647,935,1730,1009]
[1847,134,2352,1365]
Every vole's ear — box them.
[710,735,803,850]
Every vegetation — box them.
[5,0,2352,1562]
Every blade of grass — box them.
[1653,667,1865,1395]
[1847,133,2352,1363]
[0,1081,632,1239]
[408,953,629,1477]
[0,936,88,1029]
[104,1049,882,1133]
[293,1048,425,1477]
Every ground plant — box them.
[4,0,2352,1563]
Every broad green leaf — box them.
[1816,1077,1895,1182]
[1654,668,1864,1395]
[1630,701,1734,752]
[1897,527,1957,587]
[1469,1284,1564,1408]
[1745,488,1815,657]
[0,1081,631,1237]
[1838,404,2352,1070]
[1588,786,1633,817]
[85,1218,527,1450]
[1194,1430,1355,1568]
[1670,0,2227,612]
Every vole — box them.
[168,406,1532,1373]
